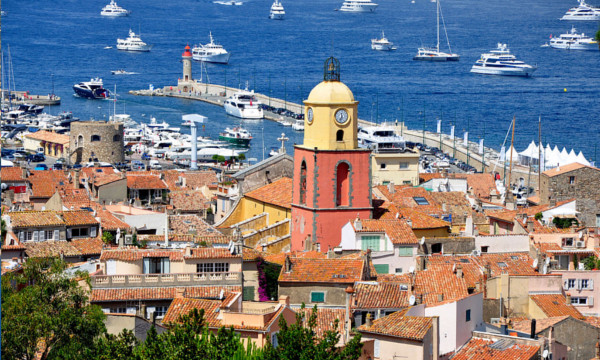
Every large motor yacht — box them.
[73,78,110,99]
[358,124,406,152]
[561,0,600,20]
[470,43,536,77]
[192,32,231,64]
[117,30,152,52]
[219,127,252,146]
[224,90,264,119]
[269,0,285,19]
[101,0,130,16]
[550,26,599,50]
[339,0,378,13]
[371,31,397,51]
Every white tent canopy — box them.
[515,142,590,169]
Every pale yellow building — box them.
[371,149,420,186]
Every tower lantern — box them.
[324,56,340,82]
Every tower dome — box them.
[306,81,355,104]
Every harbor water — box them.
[2,0,600,161]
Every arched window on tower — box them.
[300,161,307,205]
[113,134,121,142]
[77,134,84,147]
[336,130,344,142]
[91,135,101,142]
[336,162,350,207]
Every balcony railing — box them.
[91,271,242,288]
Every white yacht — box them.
[192,32,231,64]
[470,43,536,77]
[292,119,304,131]
[224,90,263,119]
[269,0,285,19]
[550,26,599,50]
[117,30,152,52]
[339,0,378,13]
[561,0,600,20]
[414,0,459,61]
[371,31,397,51]
[358,124,406,151]
[101,0,130,16]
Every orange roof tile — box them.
[90,286,242,302]
[71,237,104,255]
[184,247,240,259]
[414,268,471,306]
[168,215,220,237]
[170,191,210,211]
[28,170,69,198]
[126,174,167,189]
[279,258,365,284]
[1,167,26,182]
[93,173,125,187]
[99,248,184,261]
[530,294,583,319]
[451,173,499,200]
[512,316,570,334]
[354,218,418,245]
[95,208,130,231]
[25,130,69,145]
[451,337,540,360]
[264,251,326,266]
[295,307,345,338]
[543,162,598,177]
[163,298,222,326]
[62,210,99,226]
[391,206,450,230]
[358,309,433,341]
[242,248,262,261]
[8,211,64,228]
[353,281,411,309]
[24,241,81,258]
[244,177,293,209]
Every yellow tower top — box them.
[301,57,359,150]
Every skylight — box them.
[413,197,429,206]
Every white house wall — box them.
[475,234,530,253]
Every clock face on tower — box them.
[307,108,314,124]
[335,109,349,125]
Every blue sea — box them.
[2,0,600,161]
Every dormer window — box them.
[562,238,574,247]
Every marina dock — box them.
[3,90,61,106]
[130,82,539,188]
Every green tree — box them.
[595,30,600,49]
[583,255,600,270]
[102,231,115,245]
[534,212,543,221]
[1,258,106,360]
[263,305,363,360]
[238,153,246,161]
[86,330,138,360]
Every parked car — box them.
[34,164,48,171]
[27,154,45,162]
[141,153,151,161]
[149,160,162,170]
[52,163,63,170]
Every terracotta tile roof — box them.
[583,316,600,329]
[163,298,222,326]
[126,174,167,189]
[353,281,411,309]
[185,247,240,259]
[376,186,442,215]
[168,215,220,237]
[8,211,64,228]
[24,241,81,258]
[451,173,499,200]
[530,294,584,319]
[28,170,69,198]
[543,162,598,177]
[183,171,219,190]
[451,337,540,360]
[59,188,93,209]
[90,285,242,302]
[62,210,99,226]
[414,268,470,306]
[71,237,104,255]
[25,130,69,145]
[392,206,450,230]
[353,218,418,245]
[242,248,262,261]
[425,257,483,289]
[278,258,365,284]
[263,251,326,266]
[170,190,210,211]
[1,167,26,182]
[358,309,433,341]
[99,248,184,261]
[295,307,345,338]
[419,173,444,183]
[429,252,538,281]
[95,208,130,231]
[512,316,570,334]
[93,173,125,187]
[81,167,118,179]
[244,177,293,209]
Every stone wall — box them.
[69,121,124,164]
[540,167,600,226]
[538,318,600,360]
[420,237,475,255]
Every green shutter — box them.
[398,246,413,257]
[243,286,255,301]
[361,236,381,251]
[374,264,389,275]
[311,292,325,303]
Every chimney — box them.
[354,215,362,231]
[465,216,474,236]
[596,341,600,359]
[185,246,192,256]
[406,219,413,228]
[530,319,536,339]
[22,167,28,180]
[365,312,372,327]
[566,294,571,305]
[175,288,186,299]
[527,219,534,232]
[344,286,354,344]
[164,215,169,247]
[456,264,463,278]
[278,295,290,306]
[284,255,292,272]
[500,323,508,335]
[437,293,444,303]
[73,170,80,189]
[387,182,395,194]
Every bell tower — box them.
[291,57,372,253]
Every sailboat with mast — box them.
[413,0,459,61]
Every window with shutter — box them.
[310,292,325,303]
[33,231,39,242]
[564,280,569,290]
[361,236,380,251]
[54,229,60,240]
[398,246,413,257]
[66,228,72,239]
[19,231,24,241]
[374,264,389,274]
[590,279,594,290]
[589,297,594,306]
[143,258,150,274]
[90,226,97,238]
[162,258,170,273]
[39,230,45,241]
[243,286,255,301]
